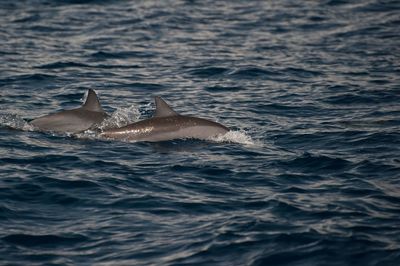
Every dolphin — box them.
[30,89,108,134]
[100,97,229,142]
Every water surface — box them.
[1,1,400,265]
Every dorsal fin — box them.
[81,89,104,112]
[154,96,178,117]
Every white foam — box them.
[0,113,34,131]
[211,130,255,145]
[81,89,89,103]
[98,105,141,131]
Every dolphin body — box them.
[100,97,229,142]
[30,89,108,134]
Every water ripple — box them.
[3,233,88,247]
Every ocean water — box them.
[1,0,400,265]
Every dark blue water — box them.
[1,1,400,265]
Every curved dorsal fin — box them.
[81,89,104,112]
[154,96,178,117]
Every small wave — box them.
[188,67,230,78]
[3,233,87,247]
[12,14,41,23]
[0,113,33,131]
[204,86,243,93]
[282,152,352,173]
[229,67,281,79]
[125,82,166,91]
[37,61,90,69]
[284,67,323,79]
[90,50,156,60]
[0,73,57,85]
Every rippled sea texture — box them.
[1,1,400,265]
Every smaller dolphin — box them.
[30,89,108,134]
[100,97,229,142]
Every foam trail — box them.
[0,113,34,131]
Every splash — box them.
[98,105,141,131]
[0,113,33,131]
[81,89,89,103]
[211,130,255,145]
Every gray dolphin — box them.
[30,89,108,133]
[100,97,229,142]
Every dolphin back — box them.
[30,89,108,133]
